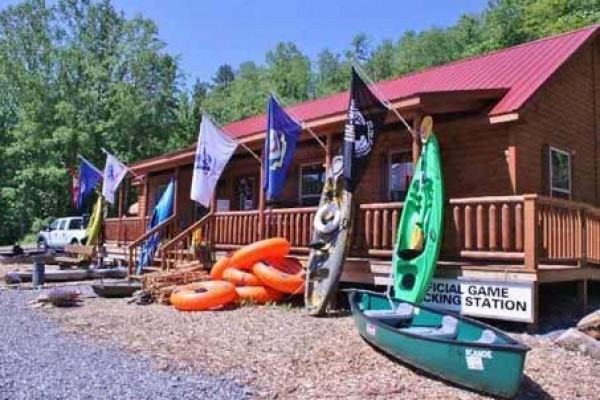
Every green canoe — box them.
[348,289,530,398]
[393,117,444,303]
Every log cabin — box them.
[105,24,600,327]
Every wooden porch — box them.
[105,194,600,280]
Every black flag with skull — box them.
[343,66,388,192]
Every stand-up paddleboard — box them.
[393,116,444,303]
[305,156,353,315]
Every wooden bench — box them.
[53,244,97,268]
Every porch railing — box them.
[359,196,527,261]
[211,210,260,249]
[265,207,318,251]
[537,196,600,265]
[126,215,178,275]
[160,212,213,270]
[124,194,600,272]
[105,217,149,244]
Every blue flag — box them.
[77,157,103,210]
[138,178,175,274]
[263,95,301,201]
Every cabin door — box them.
[234,176,256,210]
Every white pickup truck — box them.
[37,217,88,250]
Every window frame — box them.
[387,149,413,202]
[298,162,326,205]
[548,146,572,199]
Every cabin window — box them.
[299,163,325,206]
[154,183,169,206]
[388,151,413,201]
[549,147,571,199]
[234,176,255,210]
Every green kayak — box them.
[393,116,444,303]
[348,289,530,398]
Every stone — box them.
[577,309,600,340]
[555,328,600,359]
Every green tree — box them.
[266,42,311,102]
[0,0,182,243]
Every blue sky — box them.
[1,0,489,86]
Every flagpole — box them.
[76,154,103,176]
[269,91,327,152]
[201,112,263,165]
[351,62,417,139]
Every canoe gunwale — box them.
[346,289,530,354]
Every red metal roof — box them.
[224,24,599,139]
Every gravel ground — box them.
[0,287,250,400]
[36,290,599,400]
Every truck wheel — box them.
[37,238,47,251]
[70,238,79,245]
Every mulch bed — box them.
[41,295,599,399]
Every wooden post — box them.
[578,207,587,267]
[412,113,422,167]
[258,151,266,240]
[577,279,589,310]
[523,195,539,271]
[527,281,539,334]
[117,185,124,245]
[325,132,332,170]
[141,175,149,219]
[173,167,180,234]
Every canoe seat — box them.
[476,329,499,344]
[401,315,458,339]
[397,248,422,260]
[363,303,414,322]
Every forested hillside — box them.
[0,0,598,244]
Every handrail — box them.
[127,214,177,249]
[449,195,525,204]
[359,202,404,209]
[214,210,260,216]
[160,212,214,269]
[163,212,214,251]
[266,206,318,214]
[127,214,177,274]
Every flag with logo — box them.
[76,157,103,210]
[190,114,238,207]
[102,152,128,204]
[263,95,302,202]
[343,66,388,192]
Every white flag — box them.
[191,115,238,207]
[102,152,128,204]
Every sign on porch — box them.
[422,278,534,323]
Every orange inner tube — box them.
[230,238,291,270]
[253,261,305,294]
[264,256,303,275]
[235,286,284,304]
[170,280,237,311]
[222,267,262,286]
[210,255,232,279]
